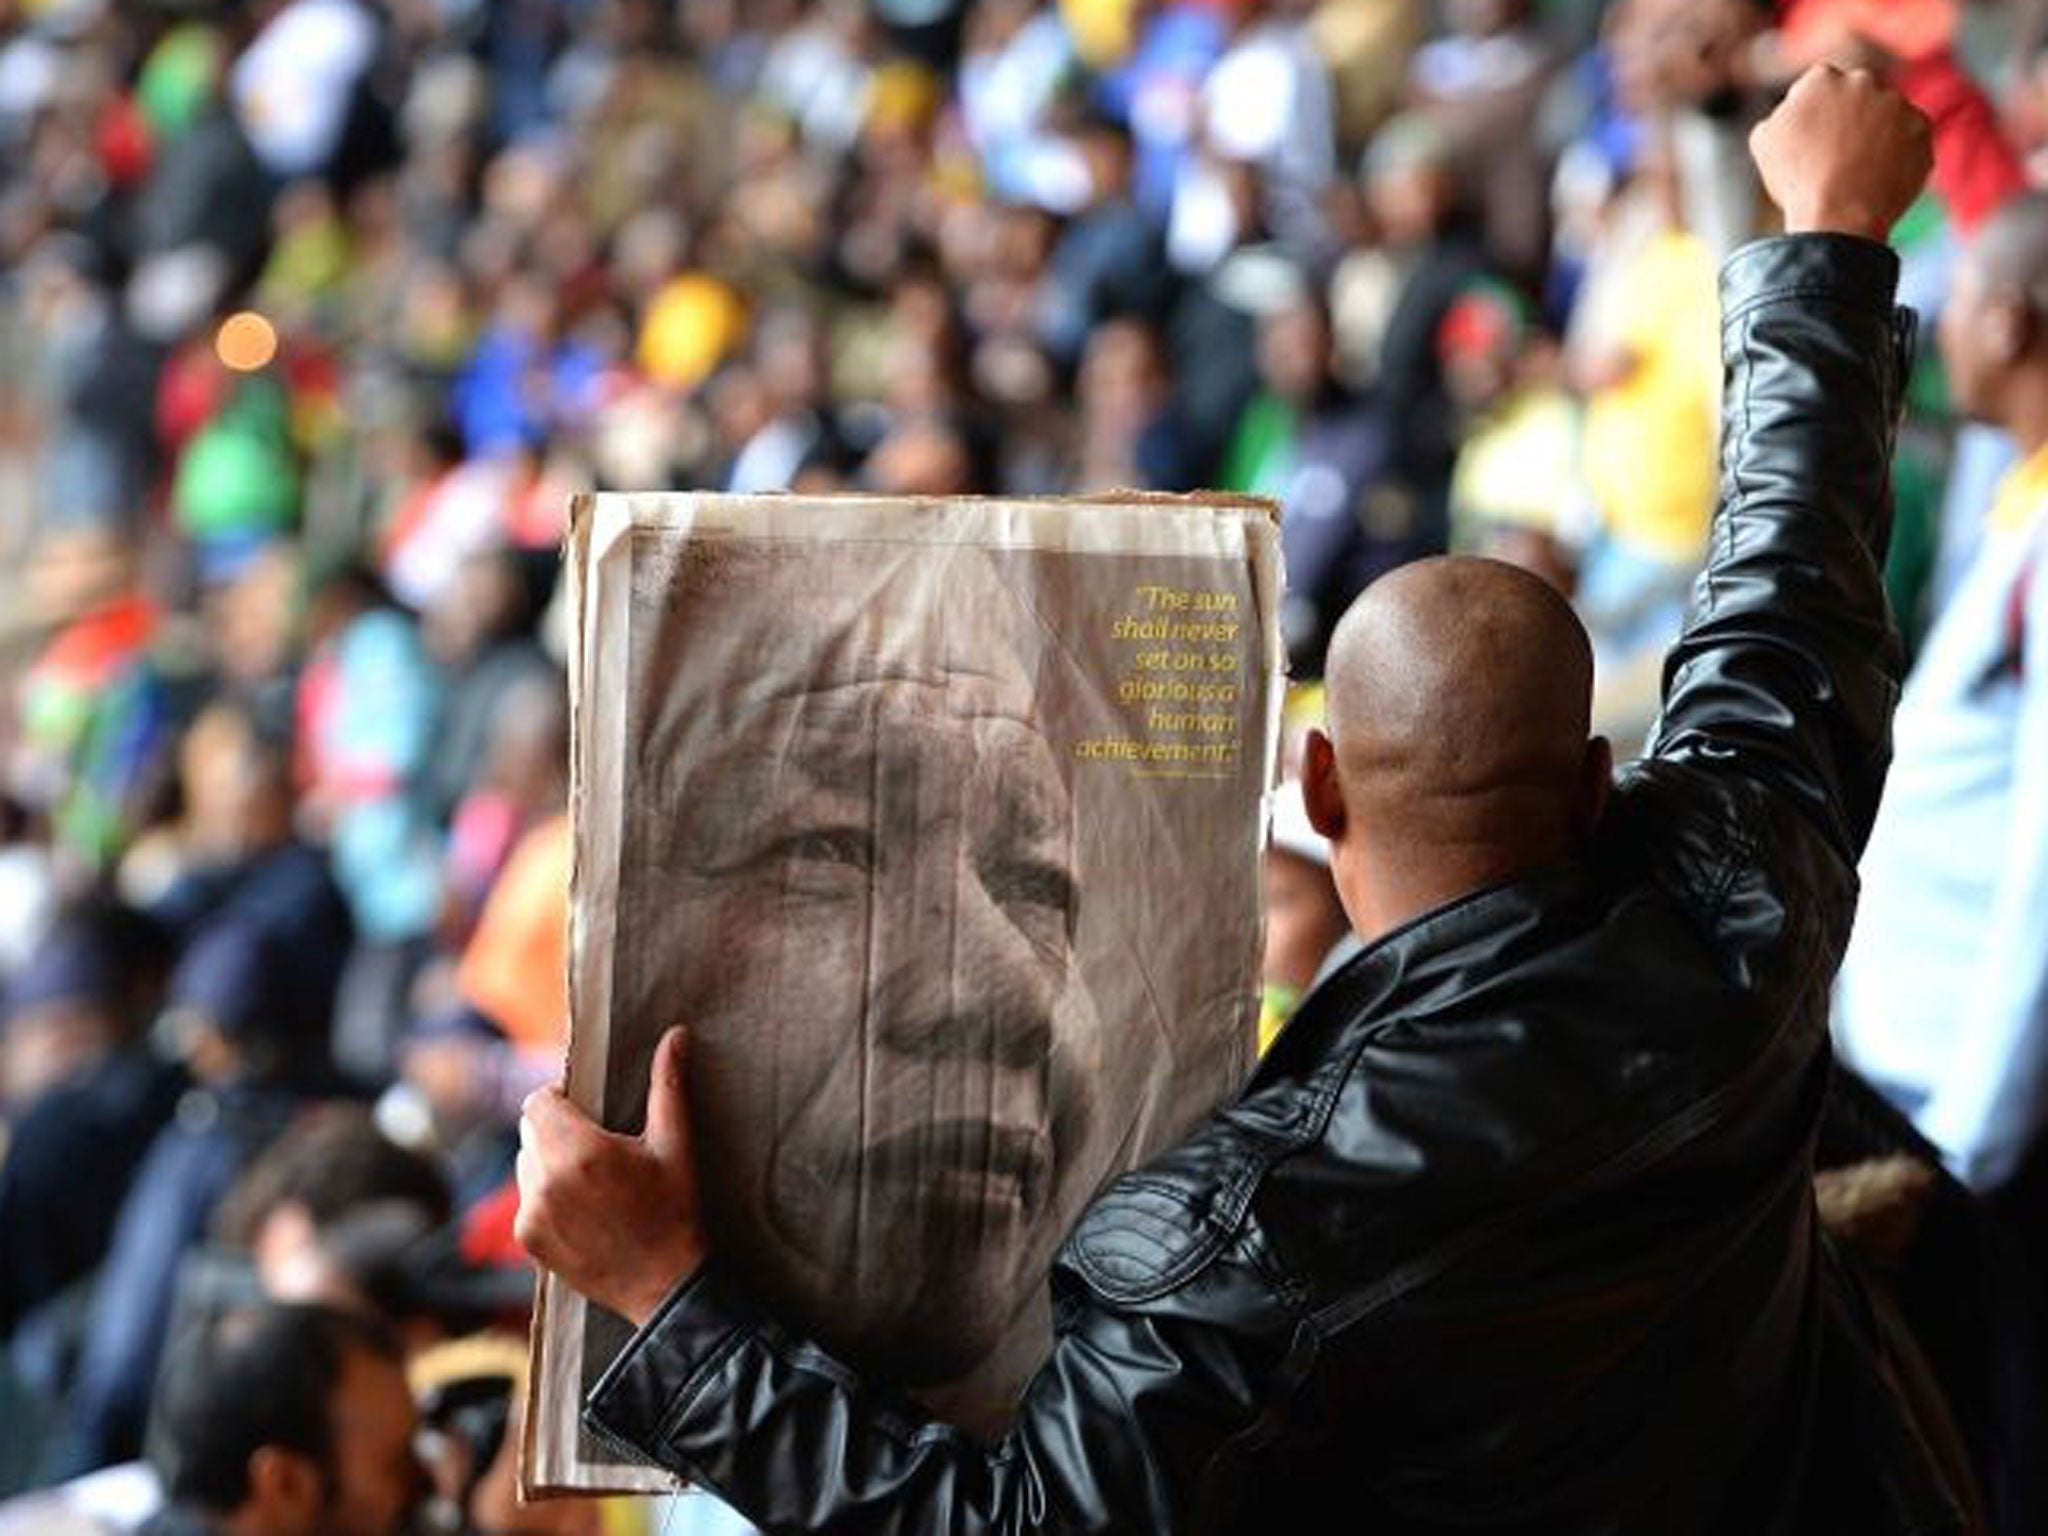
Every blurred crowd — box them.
[1,0,2047,1532]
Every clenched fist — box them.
[1751,64,1933,241]
[516,1026,705,1328]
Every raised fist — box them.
[1750,64,1933,242]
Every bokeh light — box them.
[214,310,278,373]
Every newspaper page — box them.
[525,491,1284,1496]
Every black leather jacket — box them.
[583,236,1966,1534]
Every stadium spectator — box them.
[145,1302,424,1536]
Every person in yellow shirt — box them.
[1579,222,1720,571]
[1441,277,1589,555]
[1570,175,1722,741]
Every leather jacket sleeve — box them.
[582,1247,1307,1536]
[1649,234,1910,868]
[578,234,1914,1536]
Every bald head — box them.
[1318,557,1600,893]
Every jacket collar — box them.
[1253,858,1595,1086]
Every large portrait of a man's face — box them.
[576,506,1272,1448]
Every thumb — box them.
[641,1024,692,1162]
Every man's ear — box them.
[1576,735,1613,837]
[246,1445,322,1527]
[1300,729,1347,839]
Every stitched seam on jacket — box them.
[654,1324,754,1444]
[1629,763,1761,928]
[754,1329,989,1452]
[1722,282,1887,328]
[1679,304,1773,912]
[1699,795,1765,930]
[786,1342,951,1445]
[580,1412,683,1488]
[1067,1027,1371,1303]
[1241,1215,1315,1316]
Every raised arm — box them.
[1649,67,1931,864]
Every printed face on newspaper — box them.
[617,541,1106,1413]
[532,495,1278,1492]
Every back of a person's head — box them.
[6,896,171,1017]
[152,1302,401,1517]
[1324,556,1598,867]
[218,1103,453,1246]
[1,897,173,1101]
[159,920,304,1084]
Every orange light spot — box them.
[215,311,278,373]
